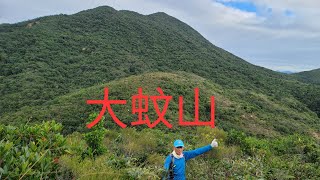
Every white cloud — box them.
[0,0,319,72]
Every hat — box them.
[173,139,184,147]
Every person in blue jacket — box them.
[163,139,218,180]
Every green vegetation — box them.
[292,68,320,85]
[0,121,70,179]
[1,72,319,138]
[0,6,319,179]
[82,113,107,158]
[1,122,319,179]
[1,6,320,122]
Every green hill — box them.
[1,6,320,134]
[1,71,319,137]
[292,68,320,85]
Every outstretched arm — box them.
[184,139,218,160]
[184,144,212,160]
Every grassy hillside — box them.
[292,68,320,85]
[2,118,319,179]
[1,72,318,138]
[1,6,319,121]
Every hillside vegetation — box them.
[292,68,320,85]
[0,6,319,179]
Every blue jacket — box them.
[164,144,213,180]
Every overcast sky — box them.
[1,0,320,72]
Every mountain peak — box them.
[148,12,169,17]
[1,5,320,134]
[81,5,117,14]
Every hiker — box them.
[163,139,218,180]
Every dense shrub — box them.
[0,121,68,179]
[82,113,107,159]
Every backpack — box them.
[162,154,175,180]
[168,154,175,179]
